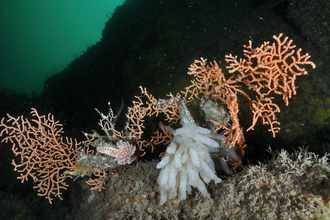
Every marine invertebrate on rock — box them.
[156,99,239,205]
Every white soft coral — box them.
[156,99,239,205]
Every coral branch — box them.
[86,169,108,192]
[225,33,316,106]
[0,108,80,204]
